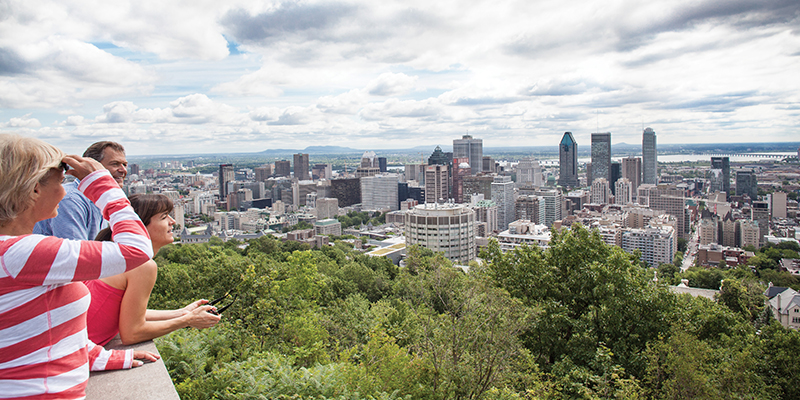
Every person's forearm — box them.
[119,317,190,345]
[145,308,186,321]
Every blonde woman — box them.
[0,135,157,399]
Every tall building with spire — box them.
[642,127,657,184]
[591,132,611,184]
[453,135,483,174]
[558,132,578,188]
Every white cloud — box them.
[366,72,419,96]
[2,114,41,128]
[0,0,797,153]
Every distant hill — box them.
[129,142,800,160]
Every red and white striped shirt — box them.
[0,170,153,399]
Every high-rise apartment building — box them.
[615,178,633,205]
[315,198,339,220]
[558,132,579,187]
[736,170,758,200]
[473,200,498,233]
[621,226,675,267]
[591,132,611,184]
[641,184,688,239]
[293,153,310,181]
[711,157,730,195]
[218,164,234,200]
[453,135,483,174]
[737,219,760,249]
[405,203,476,264]
[425,164,449,204]
[622,156,642,194]
[698,217,718,246]
[452,158,471,203]
[536,188,563,227]
[591,178,611,204]
[642,127,657,185]
[274,160,291,177]
[515,195,544,224]
[462,174,495,203]
[752,201,769,246]
[492,175,516,230]
[772,192,788,219]
[720,211,736,247]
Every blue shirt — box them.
[34,179,107,240]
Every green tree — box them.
[482,225,675,379]
[716,279,766,322]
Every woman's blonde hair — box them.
[0,134,65,226]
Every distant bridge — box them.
[705,152,793,159]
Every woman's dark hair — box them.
[95,194,174,241]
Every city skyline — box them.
[1,0,798,156]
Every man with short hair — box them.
[34,141,129,240]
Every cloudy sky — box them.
[1,0,798,155]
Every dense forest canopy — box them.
[150,225,800,399]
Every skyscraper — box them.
[293,153,310,181]
[330,178,361,207]
[711,157,730,195]
[274,160,291,177]
[491,175,516,230]
[736,170,757,200]
[361,174,400,211]
[558,132,578,187]
[610,162,621,195]
[428,146,450,166]
[425,164,449,204]
[591,132,611,184]
[453,135,483,174]
[642,127,657,184]
[218,164,234,200]
[622,156,642,192]
[377,157,387,173]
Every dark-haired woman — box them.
[86,194,220,346]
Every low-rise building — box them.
[496,220,551,252]
[314,218,342,236]
[766,285,800,329]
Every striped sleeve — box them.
[87,341,133,371]
[0,171,153,285]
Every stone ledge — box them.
[86,338,179,400]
